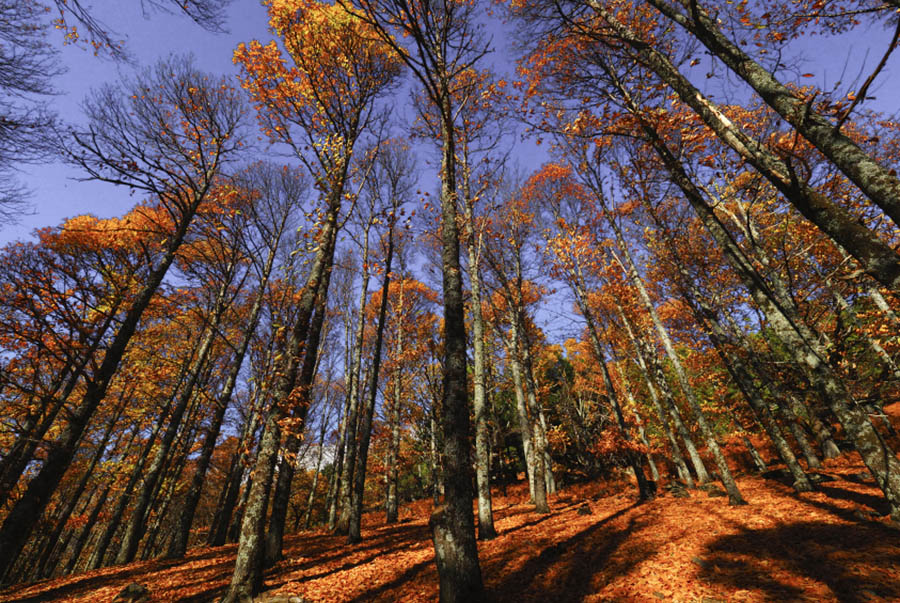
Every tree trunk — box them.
[208,387,265,547]
[0,221,193,582]
[385,281,404,525]
[599,184,745,504]
[169,230,280,559]
[622,91,900,518]
[428,112,483,602]
[505,335,537,502]
[648,0,900,228]
[561,258,653,499]
[614,306,693,486]
[222,187,342,602]
[348,215,396,543]
[586,0,900,290]
[116,299,225,565]
[33,395,129,579]
[303,390,333,531]
[265,270,332,566]
[639,196,813,492]
[431,404,443,506]
[335,225,373,535]
[87,410,169,570]
[65,479,113,575]
[461,161,496,539]
[508,314,550,513]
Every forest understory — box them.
[3,404,898,603]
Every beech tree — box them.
[339,1,491,599]
[0,56,245,582]
[223,0,401,597]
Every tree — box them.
[340,2,492,598]
[223,1,400,597]
[482,180,554,513]
[513,1,900,291]
[0,55,245,582]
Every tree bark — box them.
[116,293,226,565]
[335,225,373,535]
[582,0,900,291]
[426,108,484,602]
[0,221,192,582]
[648,0,900,228]
[461,160,496,539]
[620,87,900,518]
[348,215,396,543]
[222,188,342,602]
[613,305,693,486]
[385,280,404,525]
[264,270,332,566]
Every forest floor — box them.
[3,410,900,602]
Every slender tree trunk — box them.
[461,166,496,539]
[560,258,653,498]
[348,216,396,544]
[208,388,265,547]
[613,307,693,485]
[326,313,355,530]
[632,408,660,482]
[507,315,550,512]
[0,226,192,582]
[716,309,841,461]
[33,395,128,579]
[303,393,333,530]
[385,281,404,525]
[430,404,442,506]
[778,402,822,469]
[87,411,169,570]
[621,88,900,518]
[335,226,373,535]
[116,303,225,565]
[869,286,900,325]
[170,235,280,558]
[65,478,113,574]
[639,197,813,492]
[600,191,745,504]
[598,353,654,500]
[265,270,332,566]
[505,336,536,501]
[325,398,348,530]
[585,1,900,290]
[223,188,343,602]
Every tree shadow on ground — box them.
[699,520,900,602]
[489,504,647,602]
[0,559,189,603]
[814,484,892,516]
[275,522,429,577]
[345,557,434,603]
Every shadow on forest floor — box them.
[2,453,900,602]
[698,520,900,603]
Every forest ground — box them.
[3,407,900,603]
